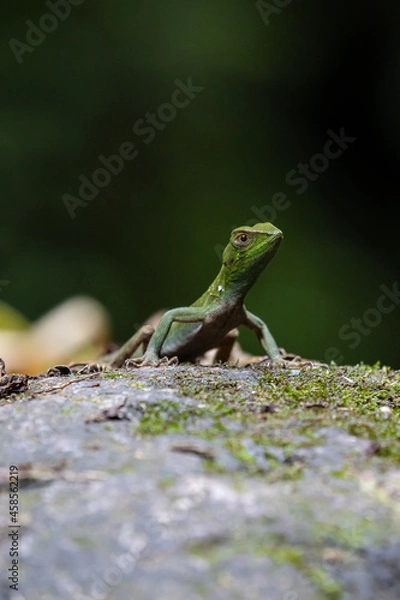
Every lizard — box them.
[106,222,284,368]
[107,222,283,368]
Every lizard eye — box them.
[234,233,251,247]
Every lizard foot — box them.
[259,357,289,369]
[67,362,106,374]
[277,351,327,369]
[125,355,179,368]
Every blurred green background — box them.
[2,0,400,367]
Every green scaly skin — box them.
[111,222,283,367]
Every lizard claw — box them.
[125,357,155,368]
[125,355,179,368]
[157,356,179,366]
[260,357,288,369]
[66,362,106,374]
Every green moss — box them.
[102,371,123,379]
[266,544,304,567]
[102,371,148,388]
[158,475,175,489]
[121,363,400,470]
[135,400,202,435]
[71,536,97,548]
[240,536,342,599]
[309,568,342,600]
[224,439,255,464]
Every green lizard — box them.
[108,222,283,368]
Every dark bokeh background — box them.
[2,0,400,366]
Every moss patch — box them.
[131,363,400,471]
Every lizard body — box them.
[109,222,283,367]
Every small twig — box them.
[35,372,102,395]
[0,466,108,487]
[171,443,215,460]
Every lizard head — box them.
[222,222,283,287]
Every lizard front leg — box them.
[129,306,206,367]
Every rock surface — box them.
[0,363,399,600]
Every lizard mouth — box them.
[270,230,283,246]
[271,228,283,240]
[264,232,282,257]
